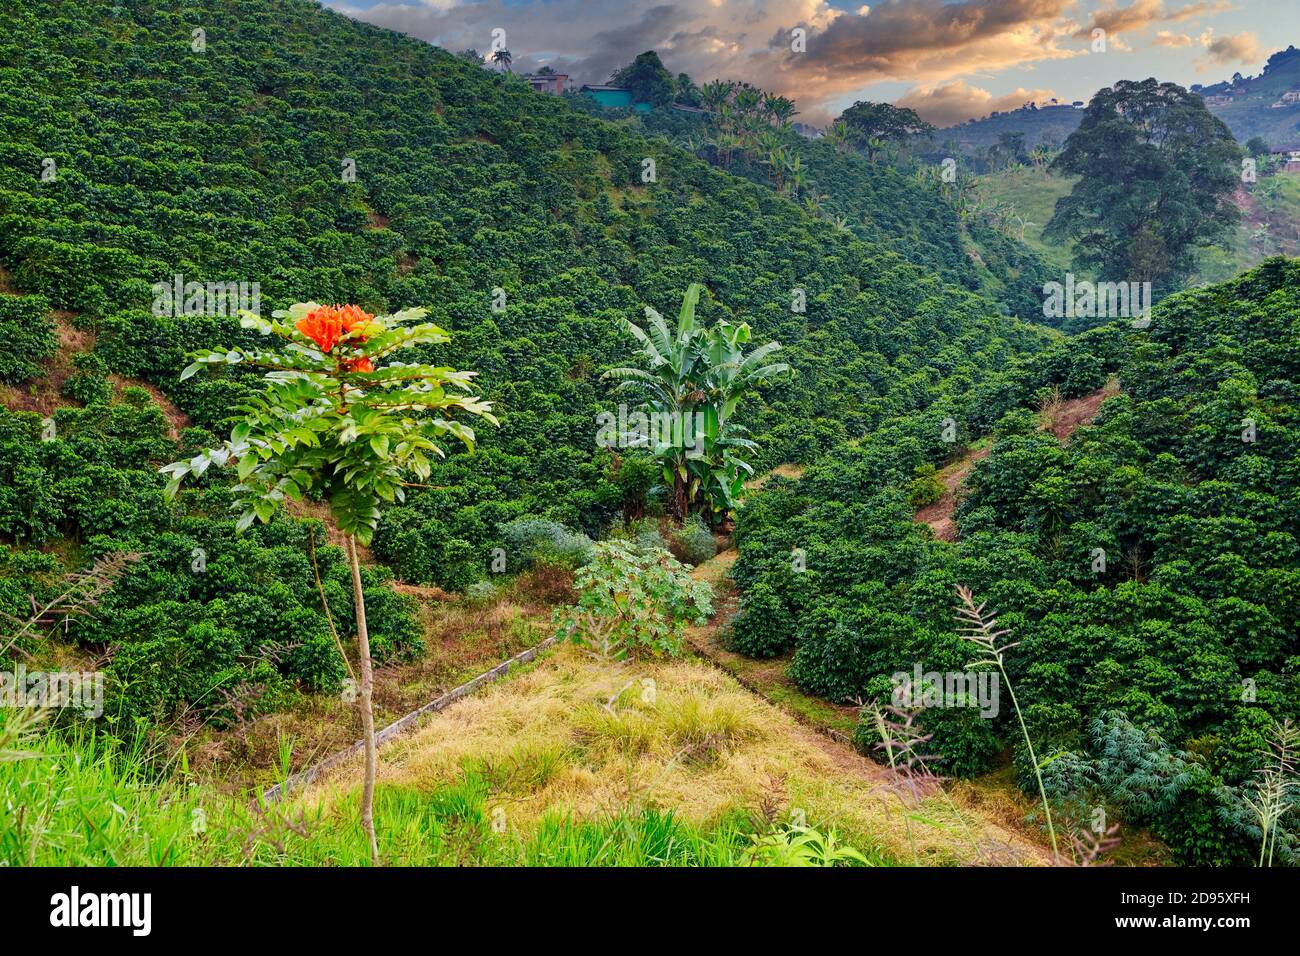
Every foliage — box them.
[161,302,497,545]
[0,0,1061,583]
[745,822,869,866]
[609,51,675,108]
[1045,79,1242,291]
[555,539,712,659]
[907,462,945,507]
[729,258,1300,862]
[63,352,112,406]
[0,709,810,866]
[500,517,594,570]
[670,514,718,565]
[837,101,935,145]
[604,282,788,519]
[0,295,57,385]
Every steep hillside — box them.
[726,257,1300,865]
[0,0,1059,727]
[628,103,1058,322]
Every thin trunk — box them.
[348,534,379,866]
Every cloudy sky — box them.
[324,0,1298,125]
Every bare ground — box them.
[915,382,1120,541]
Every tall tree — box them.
[836,101,934,147]
[1044,79,1242,290]
[610,51,675,107]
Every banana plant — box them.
[604,284,788,522]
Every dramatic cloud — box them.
[1073,0,1230,40]
[327,0,1083,122]
[774,0,1081,110]
[326,0,1248,122]
[895,80,1061,126]
[1197,28,1263,65]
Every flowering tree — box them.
[161,302,496,863]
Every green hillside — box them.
[627,104,1058,321]
[1197,46,1300,146]
[727,257,1300,865]
[0,0,1056,726]
[1,0,1297,873]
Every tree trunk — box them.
[672,471,689,522]
[347,534,379,866]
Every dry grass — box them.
[310,643,1047,865]
[743,461,805,492]
[1037,377,1121,442]
[183,585,553,789]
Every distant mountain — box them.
[934,102,1085,154]
[1193,45,1300,146]
[931,46,1300,155]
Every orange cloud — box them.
[1074,0,1231,40]
[894,80,1060,125]
[1198,28,1262,65]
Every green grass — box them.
[976,167,1078,274]
[978,166,1299,289]
[0,709,874,866]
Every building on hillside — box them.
[1204,94,1233,107]
[579,85,651,113]
[1272,145,1300,172]
[522,72,568,95]
[1272,89,1300,108]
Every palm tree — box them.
[864,136,887,165]
[824,121,852,155]
[491,48,512,72]
[784,155,808,198]
[800,190,829,216]
[763,93,797,128]
[699,79,735,115]
[1029,145,1052,176]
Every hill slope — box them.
[0,0,1059,726]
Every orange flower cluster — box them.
[296,304,375,372]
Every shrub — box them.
[62,352,113,406]
[555,539,712,659]
[0,294,57,384]
[907,463,945,508]
[727,580,793,657]
[500,517,594,570]
[671,515,718,565]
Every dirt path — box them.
[915,382,1119,541]
[914,446,990,542]
[682,543,1048,864]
